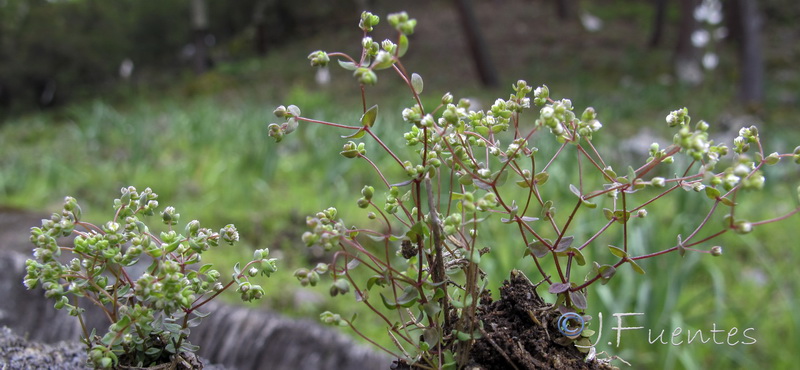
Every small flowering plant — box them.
[24,186,278,369]
[269,10,800,369]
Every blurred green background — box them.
[1,0,799,369]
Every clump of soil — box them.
[468,271,615,369]
[392,272,617,369]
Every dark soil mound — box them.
[391,272,617,370]
[468,272,614,370]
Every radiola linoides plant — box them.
[269,10,800,369]
[24,186,278,369]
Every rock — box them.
[0,326,87,370]
[0,326,232,370]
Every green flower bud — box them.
[442,92,454,105]
[764,152,780,165]
[307,50,330,67]
[161,207,179,226]
[361,185,375,200]
[294,268,309,280]
[220,224,239,245]
[540,106,555,119]
[340,141,360,158]
[359,11,380,32]
[372,50,394,70]
[185,220,200,235]
[402,106,422,124]
[381,39,396,53]
[733,221,752,234]
[581,107,597,122]
[420,114,435,128]
[354,67,377,85]
[308,271,320,286]
[651,177,666,187]
[330,278,350,297]
[399,19,417,35]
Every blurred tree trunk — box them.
[554,0,575,20]
[190,0,211,74]
[253,0,270,56]
[727,0,764,106]
[674,0,701,84]
[649,0,668,47]
[453,0,499,87]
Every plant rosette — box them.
[269,10,800,369]
[24,186,278,369]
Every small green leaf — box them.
[598,264,616,284]
[628,259,646,274]
[163,240,180,254]
[341,128,366,139]
[719,197,736,207]
[455,330,472,342]
[423,302,441,319]
[569,290,587,309]
[603,167,617,180]
[367,275,386,290]
[398,34,409,57]
[361,104,379,128]
[613,210,630,223]
[407,222,430,242]
[493,169,510,187]
[411,73,424,94]
[608,245,628,258]
[198,264,213,274]
[474,179,493,190]
[603,208,613,221]
[627,166,637,182]
[346,257,361,270]
[116,285,131,298]
[396,286,419,307]
[705,187,720,200]
[187,316,204,328]
[534,171,549,185]
[553,236,574,252]
[380,293,398,309]
[101,331,122,346]
[548,282,571,294]
[569,184,581,197]
[465,248,481,264]
[527,240,551,258]
[458,173,474,186]
[338,60,357,71]
[570,247,586,266]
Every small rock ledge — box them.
[0,326,89,369]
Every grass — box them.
[3,2,800,368]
